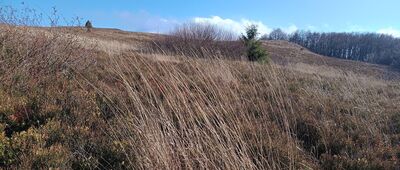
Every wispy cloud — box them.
[193,16,271,35]
[377,27,400,38]
[114,10,179,33]
[193,16,297,35]
[108,12,299,36]
[305,25,317,31]
[345,24,370,32]
[101,11,400,39]
[282,25,298,34]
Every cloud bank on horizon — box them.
[378,27,400,38]
[112,12,400,38]
[192,16,297,36]
[117,14,299,36]
[132,15,400,38]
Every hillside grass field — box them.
[1,25,400,169]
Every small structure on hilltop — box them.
[85,20,93,32]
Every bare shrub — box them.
[145,22,245,59]
[0,25,93,85]
[0,5,42,26]
[171,22,237,42]
[0,6,100,169]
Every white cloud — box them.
[193,16,298,36]
[345,24,369,32]
[114,10,179,33]
[193,16,273,35]
[282,25,298,34]
[111,13,298,36]
[323,24,331,29]
[306,25,317,31]
[377,27,400,38]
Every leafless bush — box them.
[144,22,245,59]
[171,22,237,42]
[0,5,42,26]
[0,6,101,169]
[0,27,90,80]
[0,6,94,87]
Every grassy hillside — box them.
[1,25,400,169]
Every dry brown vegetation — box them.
[1,21,400,170]
[142,23,245,60]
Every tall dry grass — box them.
[86,44,400,169]
[91,52,305,169]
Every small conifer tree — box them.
[241,25,268,62]
[85,20,93,32]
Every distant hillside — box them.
[65,27,400,80]
[263,40,400,80]
[266,30,400,69]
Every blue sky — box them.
[2,0,400,37]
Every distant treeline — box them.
[263,29,400,68]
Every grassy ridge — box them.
[0,25,400,169]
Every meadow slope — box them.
[0,26,400,169]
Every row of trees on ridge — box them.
[263,29,400,68]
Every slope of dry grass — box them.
[0,25,400,169]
